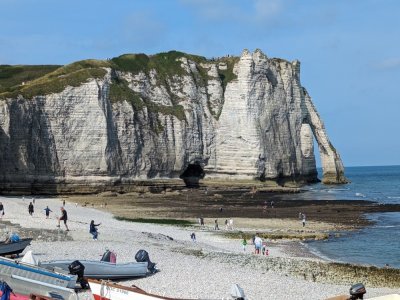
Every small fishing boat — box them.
[0,256,78,300]
[88,279,247,300]
[41,250,155,280]
[0,280,30,300]
[1,280,71,300]
[326,283,400,300]
[0,239,32,256]
[41,260,148,279]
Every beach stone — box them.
[0,196,398,299]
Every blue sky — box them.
[0,0,399,167]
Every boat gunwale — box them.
[88,279,185,300]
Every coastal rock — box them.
[0,50,347,192]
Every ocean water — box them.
[304,165,400,269]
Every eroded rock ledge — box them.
[0,49,347,193]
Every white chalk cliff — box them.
[0,49,346,192]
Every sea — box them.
[301,165,400,269]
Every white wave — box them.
[326,188,351,193]
[387,196,400,199]
[302,242,340,263]
[355,193,366,197]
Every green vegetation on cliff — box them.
[0,51,238,121]
[217,57,239,92]
[109,78,144,111]
[0,60,108,99]
[0,65,60,95]
[109,77,186,121]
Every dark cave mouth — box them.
[180,164,205,187]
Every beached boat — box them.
[88,279,247,300]
[0,239,32,256]
[0,256,78,300]
[0,280,30,300]
[327,294,400,300]
[41,259,148,279]
[41,250,154,279]
[326,283,400,300]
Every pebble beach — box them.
[0,195,399,300]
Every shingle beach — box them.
[0,195,398,300]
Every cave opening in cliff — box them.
[180,163,205,187]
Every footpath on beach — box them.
[0,195,399,300]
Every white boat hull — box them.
[0,256,77,300]
[41,260,148,279]
[88,279,177,300]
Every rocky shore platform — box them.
[0,188,399,299]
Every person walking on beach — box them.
[254,234,262,254]
[28,202,34,216]
[214,219,219,230]
[62,199,66,207]
[57,207,69,231]
[0,202,4,218]
[302,213,306,227]
[44,206,52,219]
[262,242,268,255]
[89,220,101,240]
[225,219,228,230]
[242,238,247,251]
[190,232,196,242]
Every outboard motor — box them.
[100,250,117,263]
[135,249,156,273]
[68,260,88,289]
[349,283,366,300]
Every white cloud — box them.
[121,12,166,50]
[254,0,283,20]
[180,0,285,24]
[374,58,400,70]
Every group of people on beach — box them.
[224,218,234,230]
[24,199,70,231]
[240,234,268,255]
[17,196,103,239]
[251,234,269,255]
[206,218,235,231]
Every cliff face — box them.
[0,49,346,192]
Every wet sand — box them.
[66,187,400,231]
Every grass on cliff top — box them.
[0,51,238,120]
[0,65,60,94]
[0,60,109,99]
[111,51,207,75]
